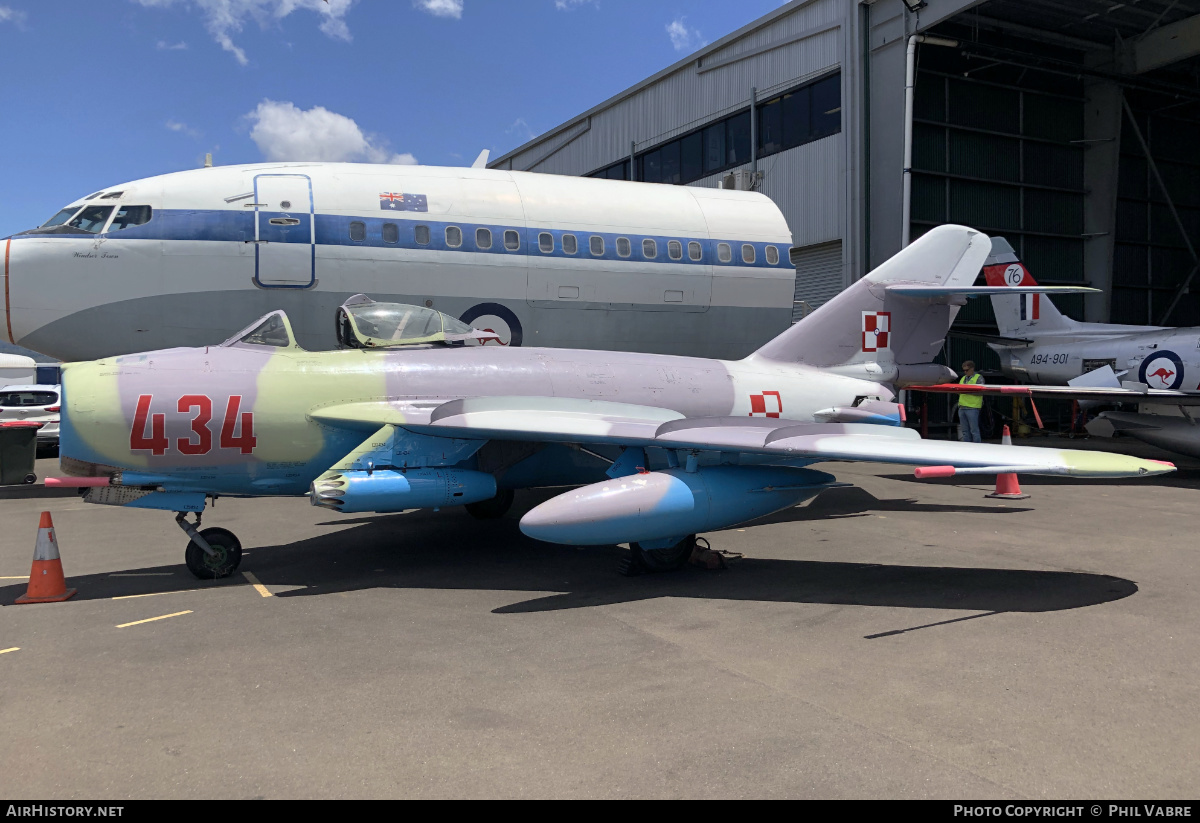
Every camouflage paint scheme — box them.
[58,226,1173,549]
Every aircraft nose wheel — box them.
[175,512,243,579]
[184,528,243,579]
[620,534,696,576]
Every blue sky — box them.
[0,0,784,238]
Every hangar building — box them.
[491,0,1200,370]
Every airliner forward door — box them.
[254,174,315,288]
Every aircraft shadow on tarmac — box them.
[1,487,1135,618]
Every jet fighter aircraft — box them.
[51,226,1171,579]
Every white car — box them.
[0,384,61,446]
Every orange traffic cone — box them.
[986,425,1031,500]
[15,512,77,604]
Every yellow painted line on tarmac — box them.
[113,590,200,600]
[0,647,19,655]
[0,576,28,580]
[116,610,192,628]
[242,571,272,598]
[110,573,175,577]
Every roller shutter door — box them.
[789,240,843,322]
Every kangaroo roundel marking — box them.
[1139,350,1185,390]
[459,302,523,347]
[1004,264,1024,287]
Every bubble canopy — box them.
[335,295,498,349]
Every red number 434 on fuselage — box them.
[130,394,256,456]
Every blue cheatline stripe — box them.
[13,209,791,270]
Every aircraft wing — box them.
[357,395,1171,478]
[911,382,1200,406]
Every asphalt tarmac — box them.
[1,437,1197,799]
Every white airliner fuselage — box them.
[2,163,796,362]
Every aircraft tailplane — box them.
[984,238,1076,337]
[749,224,991,378]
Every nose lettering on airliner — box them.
[861,311,891,353]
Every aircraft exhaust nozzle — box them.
[310,468,497,513]
[519,466,837,546]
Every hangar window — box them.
[414,224,431,245]
[643,239,657,258]
[445,226,462,247]
[725,111,752,167]
[717,243,732,263]
[504,230,520,250]
[742,244,756,264]
[349,221,366,242]
[382,222,399,244]
[67,206,114,234]
[616,237,631,257]
[539,232,553,253]
[765,245,779,265]
[590,235,604,256]
[668,240,682,260]
[688,241,702,261]
[476,227,492,249]
[562,233,578,255]
[40,207,82,228]
[703,125,725,175]
[107,205,152,232]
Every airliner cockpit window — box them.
[67,206,114,234]
[40,207,81,228]
[107,206,152,232]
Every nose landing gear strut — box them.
[175,511,243,579]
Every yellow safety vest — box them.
[959,373,984,408]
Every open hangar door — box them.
[902,0,1200,435]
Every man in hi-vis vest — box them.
[957,360,984,442]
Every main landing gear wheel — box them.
[184,527,243,580]
[465,488,515,520]
[621,534,697,576]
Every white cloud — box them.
[413,0,461,19]
[506,118,535,144]
[156,39,188,49]
[132,0,354,66]
[0,5,27,25]
[246,99,417,165]
[554,0,596,9]
[666,16,703,52]
[166,119,202,138]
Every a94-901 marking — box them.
[1030,353,1068,365]
[130,394,257,456]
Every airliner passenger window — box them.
[504,230,520,250]
[67,206,114,234]
[476,228,492,249]
[668,240,682,260]
[717,243,732,263]
[539,232,553,253]
[349,221,366,242]
[766,245,779,265]
[415,225,431,245]
[446,226,462,247]
[616,237,631,258]
[643,239,657,258]
[108,206,152,232]
[590,236,604,256]
[742,244,756,264]
[382,222,399,244]
[40,207,81,228]
[688,241,702,261]
[563,234,578,255]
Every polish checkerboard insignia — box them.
[861,311,891,353]
[749,391,782,418]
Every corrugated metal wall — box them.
[789,240,843,318]
[492,0,849,286]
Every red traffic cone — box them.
[986,426,1030,500]
[15,512,77,604]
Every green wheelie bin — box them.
[0,421,40,485]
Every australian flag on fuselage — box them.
[379,192,428,212]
